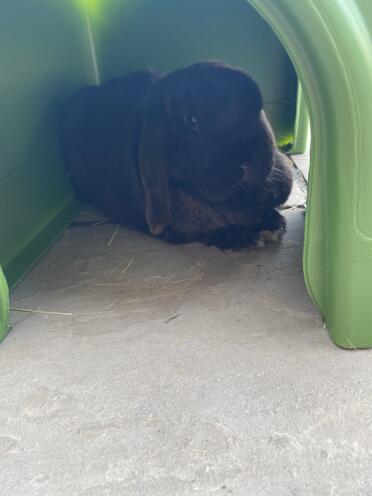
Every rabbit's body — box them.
[60,62,292,249]
[60,70,159,231]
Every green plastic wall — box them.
[90,0,298,147]
[0,0,95,293]
[0,0,301,340]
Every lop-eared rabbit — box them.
[60,61,292,249]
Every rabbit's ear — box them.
[139,104,172,236]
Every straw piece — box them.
[121,258,134,276]
[10,308,73,317]
[107,225,120,247]
[168,339,186,348]
[164,314,180,324]
[347,339,360,351]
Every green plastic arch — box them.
[248,0,372,348]
[1,1,372,347]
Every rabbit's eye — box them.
[184,114,200,133]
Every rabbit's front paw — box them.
[257,210,286,246]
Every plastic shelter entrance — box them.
[1,0,372,349]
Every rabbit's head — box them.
[139,61,275,235]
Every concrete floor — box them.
[2,165,372,495]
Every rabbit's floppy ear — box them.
[139,100,172,236]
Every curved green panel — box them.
[248,0,372,348]
[0,267,9,341]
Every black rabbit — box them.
[60,61,292,249]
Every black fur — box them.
[60,61,293,249]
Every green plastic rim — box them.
[0,267,9,341]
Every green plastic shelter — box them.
[1,0,371,348]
